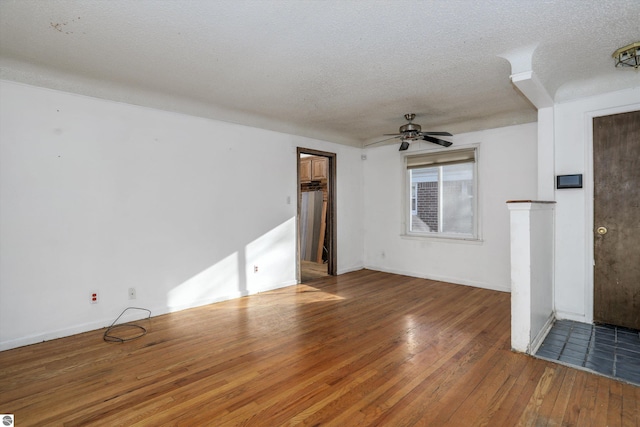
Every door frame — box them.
[296,147,337,282]
[584,104,640,324]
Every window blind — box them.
[406,147,476,169]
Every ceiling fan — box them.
[367,113,453,151]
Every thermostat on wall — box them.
[556,174,582,189]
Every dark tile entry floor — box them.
[536,319,640,386]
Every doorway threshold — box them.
[535,319,640,386]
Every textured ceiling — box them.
[1,0,639,147]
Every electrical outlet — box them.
[128,287,136,300]
[254,265,258,273]
[91,290,99,304]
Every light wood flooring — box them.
[300,260,329,282]
[1,270,638,426]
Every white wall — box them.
[6,78,636,351]
[553,88,640,323]
[363,123,538,292]
[0,80,364,350]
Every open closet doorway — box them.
[297,148,336,282]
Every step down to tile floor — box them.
[535,319,640,386]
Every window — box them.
[410,182,417,215]
[406,147,477,239]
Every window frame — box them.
[402,145,480,241]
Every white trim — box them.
[555,310,588,323]
[364,265,510,293]
[529,312,555,355]
[400,233,483,243]
[336,265,365,275]
[438,166,444,232]
[0,279,298,351]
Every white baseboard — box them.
[0,317,114,352]
[336,265,365,275]
[364,265,511,293]
[555,311,589,324]
[0,280,299,352]
[530,312,555,354]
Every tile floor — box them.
[535,319,640,386]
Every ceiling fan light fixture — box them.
[399,114,421,140]
[612,42,640,69]
[401,131,421,141]
[366,113,453,150]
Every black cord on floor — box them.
[103,307,151,343]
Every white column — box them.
[537,107,555,200]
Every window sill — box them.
[400,233,484,244]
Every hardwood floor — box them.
[300,260,329,282]
[1,270,638,426]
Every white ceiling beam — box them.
[510,71,554,109]
[499,45,554,110]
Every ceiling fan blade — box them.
[421,131,453,136]
[422,135,453,147]
[364,135,401,147]
[399,140,410,151]
[383,133,402,136]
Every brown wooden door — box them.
[593,110,640,330]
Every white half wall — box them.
[508,201,555,353]
[0,80,364,350]
[553,87,640,323]
[363,123,538,292]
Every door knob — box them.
[596,226,607,235]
